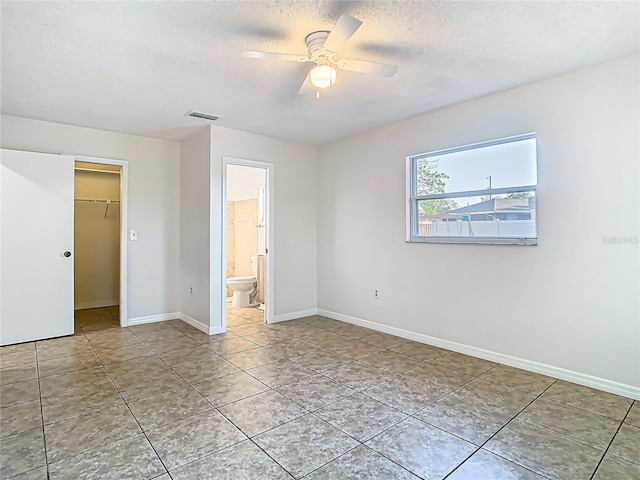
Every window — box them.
[406,133,538,245]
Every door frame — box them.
[74,155,129,327]
[221,157,274,328]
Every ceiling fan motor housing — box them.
[305,31,332,63]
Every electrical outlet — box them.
[374,289,379,299]
[189,286,194,296]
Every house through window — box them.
[406,133,538,245]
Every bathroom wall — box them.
[233,199,259,276]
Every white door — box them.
[1,149,75,345]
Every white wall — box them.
[210,126,318,328]
[0,115,181,320]
[179,128,211,325]
[74,170,120,309]
[317,55,640,390]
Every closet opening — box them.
[73,161,122,330]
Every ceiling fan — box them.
[242,15,399,96]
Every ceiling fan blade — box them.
[322,15,363,53]
[336,58,398,77]
[297,73,313,96]
[242,50,311,63]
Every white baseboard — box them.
[75,300,119,310]
[127,312,181,327]
[272,308,318,324]
[178,313,209,335]
[316,309,640,401]
[127,311,222,336]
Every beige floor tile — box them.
[316,393,407,441]
[485,420,603,479]
[321,362,392,391]
[146,409,246,470]
[169,439,293,480]
[625,401,640,427]
[223,347,285,369]
[254,414,359,478]
[518,397,620,450]
[541,381,633,420]
[401,362,476,392]
[363,375,446,414]
[38,366,110,398]
[0,343,35,357]
[390,341,448,361]
[331,324,376,340]
[104,355,172,380]
[304,445,420,479]
[227,322,271,336]
[172,357,241,384]
[608,423,640,464]
[128,387,213,430]
[218,390,307,437]
[44,404,141,462]
[447,450,546,480]
[96,343,155,364]
[41,382,124,425]
[0,400,42,438]
[366,417,476,480]
[242,330,294,347]
[0,350,37,369]
[192,371,269,406]
[0,427,46,479]
[205,337,259,355]
[360,332,409,349]
[305,331,351,349]
[38,352,101,378]
[6,465,48,479]
[0,379,39,408]
[276,374,356,410]
[291,349,352,373]
[480,365,556,394]
[157,345,219,367]
[431,352,497,376]
[0,363,38,386]
[416,392,512,445]
[308,317,346,330]
[246,359,314,388]
[114,369,189,402]
[455,379,537,415]
[48,433,166,480]
[35,337,93,361]
[265,338,319,358]
[145,336,200,354]
[359,350,424,374]
[326,340,386,360]
[592,454,640,480]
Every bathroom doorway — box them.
[222,158,273,327]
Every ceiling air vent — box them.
[186,111,220,122]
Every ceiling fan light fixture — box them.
[309,65,336,89]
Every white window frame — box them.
[406,133,538,245]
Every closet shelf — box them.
[75,198,120,218]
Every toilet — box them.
[226,256,258,308]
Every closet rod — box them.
[75,198,120,203]
[74,167,120,175]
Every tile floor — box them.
[1,306,638,479]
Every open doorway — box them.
[73,158,127,330]
[222,158,273,328]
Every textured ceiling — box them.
[1,1,638,145]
